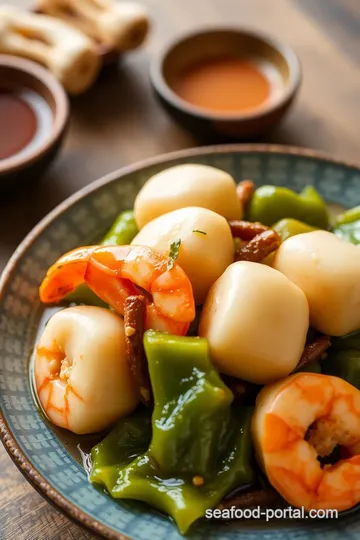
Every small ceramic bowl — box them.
[0,55,69,189]
[150,28,302,140]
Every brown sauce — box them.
[0,87,53,161]
[172,57,271,114]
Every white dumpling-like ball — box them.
[273,230,360,336]
[132,206,234,304]
[134,164,242,228]
[199,261,309,384]
[35,306,139,434]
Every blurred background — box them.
[1,0,360,538]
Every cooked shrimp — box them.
[35,306,139,434]
[252,373,360,512]
[39,245,195,335]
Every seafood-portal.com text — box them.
[206,507,338,521]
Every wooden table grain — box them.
[1,0,360,538]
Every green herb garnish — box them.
[167,239,181,270]
[192,230,207,235]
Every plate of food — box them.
[1,144,360,540]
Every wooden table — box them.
[1,0,360,538]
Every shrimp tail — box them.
[39,246,96,303]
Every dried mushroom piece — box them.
[0,5,100,94]
[235,229,281,263]
[236,180,255,210]
[292,335,331,373]
[228,220,268,241]
[124,295,153,407]
[37,0,149,52]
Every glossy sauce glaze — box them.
[0,87,53,161]
[172,57,280,114]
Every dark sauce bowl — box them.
[0,55,69,190]
[150,28,302,140]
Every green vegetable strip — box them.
[248,185,329,228]
[333,206,360,245]
[334,205,360,226]
[272,218,317,242]
[101,210,138,246]
[322,330,360,388]
[90,331,254,534]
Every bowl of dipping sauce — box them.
[150,28,301,139]
[0,55,69,189]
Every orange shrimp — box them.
[39,245,195,335]
[252,373,360,512]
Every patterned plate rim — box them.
[1,143,360,539]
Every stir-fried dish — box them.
[34,163,360,533]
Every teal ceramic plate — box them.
[1,144,360,540]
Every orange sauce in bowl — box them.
[172,57,271,114]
